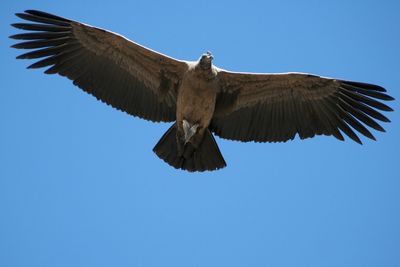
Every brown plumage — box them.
[10,10,394,172]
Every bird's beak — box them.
[183,120,199,144]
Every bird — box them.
[10,10,394,172]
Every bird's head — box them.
[199,51,213,70]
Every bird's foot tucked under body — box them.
[182,119,199,144]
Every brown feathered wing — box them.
[212,71,394,144]
[11,10,188,122]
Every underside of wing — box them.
[11,10,189,122]
[212,71,394,144]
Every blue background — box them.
[1,1,399,266]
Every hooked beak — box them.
[183,120,199,144]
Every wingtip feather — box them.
[10,43,21,49]
[24,9,71,22]
[14,13,25,19]
[10,23,18,29]
[9,34,20,40]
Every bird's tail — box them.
[153,123,226,172]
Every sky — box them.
[1,0,399,266]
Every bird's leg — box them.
[182,119,199,144]
[176,120,203,158]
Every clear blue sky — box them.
[1,1,399,266]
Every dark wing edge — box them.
[212,71,394,144]
[10,10,189,123]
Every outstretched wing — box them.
[212,70,394,144]
[10,10,189,122]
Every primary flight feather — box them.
[10,10,394,172]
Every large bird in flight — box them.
[10,10,394,172]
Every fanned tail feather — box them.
[153,123,226,172]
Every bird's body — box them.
[10,10,394,172]
[177,57,218,148]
